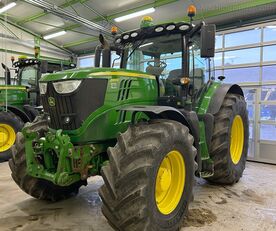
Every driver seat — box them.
[189,68,204,91]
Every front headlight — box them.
[39,82,47,95]
[53,80,82,94]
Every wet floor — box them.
[0,162,275,231]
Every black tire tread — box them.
[0,111,24,162]
[9,122,84,202]
[207,93,249,184]
[100,120,197,231]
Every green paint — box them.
[197,82,220,115]
[23,127,106,186]
[0,87,28,110]
[24,67,157,185]
[21,18,239,186]
[63,37,98,48]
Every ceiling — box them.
[2,0,276,56]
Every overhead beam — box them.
[66,0,275,49]
[64,0,178,31]
[174,0,276,22]
[0,47,70,62]
[0,17,73,55]
[18,0,89,25]
[23,0,111,34]
[63,37,98,48]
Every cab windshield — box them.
[120,33,208,81]
[19,65,38,87]
[123,34,182,74]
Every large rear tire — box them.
[0,111,24,162]
[100,120,197,231]
[9,120,84,201]
[207,93,249,184]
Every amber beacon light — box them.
[187,4,196,18]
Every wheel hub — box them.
[0,124,16,152]
[155,150,185,215]
[156,167,172,193]
[230,115,244,165]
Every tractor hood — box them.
[40,67,154,82]
[0,85,28,107]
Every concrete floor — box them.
[0,162,275,231]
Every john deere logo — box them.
[48,97,55,107]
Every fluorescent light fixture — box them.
[139,42,153,48]
[43,31,67,40]
[0,2,16,14]
[114,8,155,22]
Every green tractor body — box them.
[0,58,76,161]
[0,86,28,110]
[10,17,249,231]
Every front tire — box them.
[100,120,197,231]
[207,93,249,184]
[9,120,84,201]
[0,111,24,162]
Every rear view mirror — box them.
[200,24,216,58]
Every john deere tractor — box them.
[9,13,248,231]
[0,57,76,161]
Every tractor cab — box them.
[96,16,216,111]
[1,57,76,107]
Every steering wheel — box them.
[147,60,167,69]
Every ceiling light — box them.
[43,31,67,40]
[114,8,155,22]
[139,42,153,48]
[0,2,16,14]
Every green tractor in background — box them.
[0,57,76,161]
[9,10,249,231]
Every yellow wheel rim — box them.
[0,124,16,152]
[230,115,244,165]
[155,150,185,215]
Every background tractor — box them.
[9,9,249,231]
[0,57,76,161]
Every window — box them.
[224,48,260,66]
[261,105,276,121]
[20,66,37,87]
[262,65,276,82]
[214,52,222,67]
[224,67,260,83]
[247,104,255,121]
[79,57,94,68]
[263,45,276,62]
[215,35,223,49]
[263,25,276,42]
[261,85,276,101]
[225,29,261,48]
[260,124,276,141]
[243,88,256,102]
[215,23,276,164]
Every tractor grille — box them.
[117,79,132,101]
[41,79,107,130]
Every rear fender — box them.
[207,84,244,115]
[6,106,31,123]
